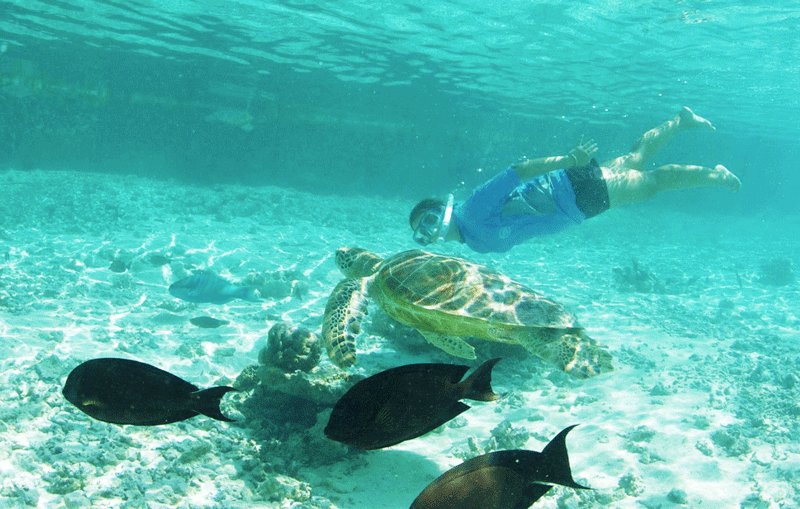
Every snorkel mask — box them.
[413,194,454,246]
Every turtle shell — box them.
[371,250,578,339]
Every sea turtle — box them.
[322,248,613,378]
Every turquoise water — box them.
[1,2,799,508]
[1,1,798,208]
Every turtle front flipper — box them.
[419,331,476,360]
[521,328,613,379]
[323,278,370,368]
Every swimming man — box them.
[409,107,741,253]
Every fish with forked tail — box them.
[62,358,236,425]
[169,270,260,304]
[325,358,501,449]
[410,425,589,509]
[189,316,229,328]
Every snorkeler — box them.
[410,106,741,253]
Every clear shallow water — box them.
[1,2,800,508]
[1,1,798,208]
[1,169,797,508]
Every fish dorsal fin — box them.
[461,358,501,402]
[540,425,589,489]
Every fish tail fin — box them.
[192,386,237,422]
[240,287,261,302]
[540,424,590,490]
[462,357,501,402]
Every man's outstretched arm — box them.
[512,139,598,179]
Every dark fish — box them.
[169,270,259,304]
[189,316,230,328]
[325,358,501,449]
[411,425,589,509]
[109,259,128,273]
[148,254,171,266]
[62,358,236,425]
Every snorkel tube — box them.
[436,193,454,242]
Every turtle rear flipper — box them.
[323,278,370,367]
[420,331,476,360]
[520,329,613,378]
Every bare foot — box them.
[715,164,741,191]
[679,106,715,131]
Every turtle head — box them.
[558,331,614,378]
[335,248,383,278]
[532,329,614,379]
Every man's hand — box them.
[567,139,598,167]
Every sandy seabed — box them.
[0,169,798,508]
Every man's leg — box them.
[603,163,741,208]
[602,106,715,171]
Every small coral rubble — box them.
[261,322,322,373]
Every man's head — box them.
[409,194,454,246]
